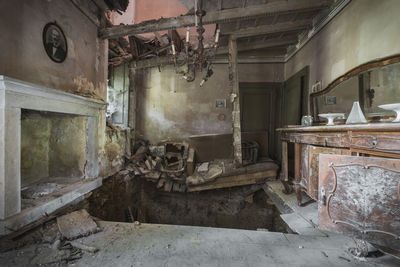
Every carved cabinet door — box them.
[318,154,400,252]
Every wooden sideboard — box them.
[277,124,400,255]
[277,123,400,205]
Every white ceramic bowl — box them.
[318,113,345,126]
[378,103,400,122]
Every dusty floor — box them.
[1,221,399,266]
[89,173,287,231]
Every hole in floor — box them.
[88,174,288,233]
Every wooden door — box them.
[318,154,400,252]
[239,83,280,158]
[240,85,272,132]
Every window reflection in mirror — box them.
[312,60,400,122]
[366,63,400,114]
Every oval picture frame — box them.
[43,22,67,63]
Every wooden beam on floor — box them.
[228,19,312,39]
[187,169,277,192]
[99,0,332,39]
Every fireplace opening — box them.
[20,109,88,203]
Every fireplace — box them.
[0,76,105,221]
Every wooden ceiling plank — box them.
[216,36,298,54]
[227,19,312,38]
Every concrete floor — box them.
[1,221,398,266]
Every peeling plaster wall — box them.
[135,63,284,144]
[285,0,400,90]
[0,1,128,178]
[98,128,129,178]
[0,0,107,94]
[136,65,232,143]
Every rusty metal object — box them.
[319,154,400,253]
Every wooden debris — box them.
[145,159,152,170]
[138,166,150,175]
[164,180,173,192]
[179,184,187,193]
[186,164,223,186]
[145,171,161,181]
[186,148,195,176]
[187,169,277,192]
[197,162,209,172]
[172,182,180,192]
[157,178,166,189]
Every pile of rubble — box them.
[121,140,194,192]
[119,140,226,192]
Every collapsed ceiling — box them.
[101,0,339,68]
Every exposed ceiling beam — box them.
[210,56,286,64]
[227,19,312,39]
[131,55,180,69]
[131,36,297,69]
[99,0,332,39]
[216,36,298,55]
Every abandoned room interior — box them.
[0,0,400,266]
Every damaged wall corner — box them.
[228,35,242,167]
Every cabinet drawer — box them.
[287,133,349,148]
[350,133,400,154]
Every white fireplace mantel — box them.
[0,75,105,219]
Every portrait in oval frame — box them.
[43,22,67,63]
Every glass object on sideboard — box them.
[301,115,313,126]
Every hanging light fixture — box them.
[177,0,219,85]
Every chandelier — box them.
[171,0,220,86]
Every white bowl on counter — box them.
[318,113,345,126]
[378,103,400,122]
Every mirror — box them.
[311,55,400,123]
